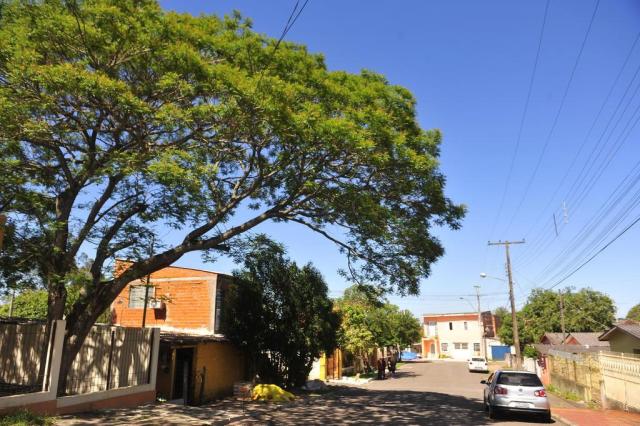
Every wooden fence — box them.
[0,319,160,415]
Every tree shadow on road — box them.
[255,386,557,425]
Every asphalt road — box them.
[255,360,565,425]
[57,361,568,425]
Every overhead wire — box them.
[501,0,601,236]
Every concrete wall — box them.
[548,351,601,405]
[600,352,640,412]
[193,342,245,403]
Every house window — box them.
[454,342,461,350]
[461,343,469,350]
[214,279,229,334]
[464,321,468,330]
[474,343,480,352]
[128,285,155,308]
[449,322,453,330]
[441,343,448,352]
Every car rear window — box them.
[496,372,542,387]
[471,358,485,361]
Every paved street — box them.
[248,361,563,425]
[58,360,566,425]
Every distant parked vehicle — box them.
[481,370,551,422]
[400,351,419,361]
[467,357,489,373]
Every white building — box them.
[421,312,501,360]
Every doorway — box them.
[172,347,194,404]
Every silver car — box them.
[481,370,551,422]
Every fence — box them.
[0,320,50,397]
[0,319,160,415]
[66,325,154,394]
[545,349,640,412]
[600,352,640,411]
[547,349,601,405]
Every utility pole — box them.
[474,285,486,358]
[488,239,525,368]
[141,236,155,328]
[559,290,566,343]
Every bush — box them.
[523,345,539,359]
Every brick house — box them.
[111,261,245,404]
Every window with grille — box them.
[474,343,480,352]
[441,343,448,352]
[128,285,155,308]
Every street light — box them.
[480,272,505,282]
[461,287,485,358]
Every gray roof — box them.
[565,332,609,347]
[540,332,565,345]
[534,344,604,355]
[600,321,640,341]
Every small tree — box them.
[222,236,339,388]
[336,285,421,369]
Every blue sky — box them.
[157,0,640,320]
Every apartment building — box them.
[421,311,501,360]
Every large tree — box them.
[0,0,463,393]
[222,236,339,388]
[498,288,616,347]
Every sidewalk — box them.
[552,407,640,426]
[548,392,640,425]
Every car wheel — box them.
[483,397,488,412]
[542,410,552,423]
[488,404,497,420]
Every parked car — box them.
[468,357,489,373]
[481,370,551,422]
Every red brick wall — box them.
[111,261,218,331]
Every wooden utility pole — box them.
[559,290,566,342]
[488,239,525,368]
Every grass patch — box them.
[547,384,583,402]
[0,410,56,426]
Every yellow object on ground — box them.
[252,384,295,402]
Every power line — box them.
[502,0,601,236]
[514,30,640,266]
[487,0,551,244]
[546,212,640,290]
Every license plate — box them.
[513,402,530,409]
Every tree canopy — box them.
[498,288,616,347]
[0,0,463,392]
[336,285,422,371]
[222,236,339,388]
[626,304,640,322]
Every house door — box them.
[173,348,194,404]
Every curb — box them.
[551,412,578,426]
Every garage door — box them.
[491,345,511,360]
